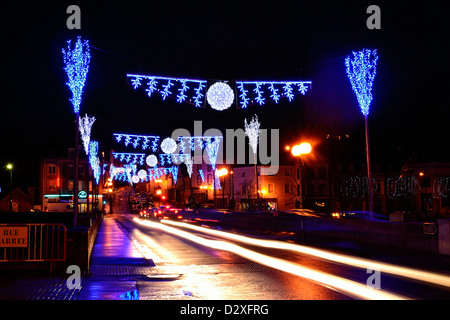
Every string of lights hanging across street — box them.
[112,132,223,183]
[126,73,312,111]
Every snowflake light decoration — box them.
[206,82,235,111]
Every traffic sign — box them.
[423,223,437,235]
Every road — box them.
[111,189,450,300]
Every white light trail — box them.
[161,219,450,289]
[133,218,408,300]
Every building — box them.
[40,148,104,213]
[0,187,34,212]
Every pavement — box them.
[0,214,154,300]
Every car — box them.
[159,208,184,221]
[139,205,155,219]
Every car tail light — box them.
[177,215,183,219]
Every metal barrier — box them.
[0,223,67,264]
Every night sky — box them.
[1,0,449,193]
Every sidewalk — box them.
[0,214,153,300]
[76,214,154,300]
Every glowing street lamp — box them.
[345,49,378,218]
[291,142,312,157]
[291,142,312,209]
[6,164,13,212]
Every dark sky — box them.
[1,0,449,192]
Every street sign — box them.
[0,226,28,247]
[423,223,437,235]
[78,190,87,199]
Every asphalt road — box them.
[112,189,450,300]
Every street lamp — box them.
[6,164,13,212]
[345,49,378,218]
[291,142,312,209]
[217,168,228,209]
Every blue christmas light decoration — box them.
[62,36,91,114]
[237,83,250,108]
[253,82,265,105]
[88,141,101,185]
[236,81,311,108]
[112,152,146,165]
[283,83,294,101]
[161,79,174,100]
[178,136,223,154]
[345,49,378,116]
[127,74,207,107]
[198,169,205,182]
[177,80,190,103]
[114,134,160,152]
[206,139,221,171]
[268,83,280,104]
[146,77,158,97]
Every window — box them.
[319,184,327,196]
[284,169,291,176]
[197,174,202,186]
[48,164,56,175]
[284,183,290,194]
[318,167,327,179]
[207,174,213,185]
[69,165,74,176]
[306,168,315,179]
[241,171,246,177]
[78,165,84,177]
[268,183,275,194]
[307,184,315,197]
[48,180,56,190]
[206,164,212,172]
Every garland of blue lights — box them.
[236,81,312,108]
[128,74,207,108]
[114,133,160,152]
[112,152,146,165]
[178,136,223,154]
[127,74,312,110]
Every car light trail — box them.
[133,218,408,300]
[160,219,450,289]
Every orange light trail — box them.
[160,219,450,289]
[133,218,408,300]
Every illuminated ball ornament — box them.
[138,169,147,180]
[206,82,234,111]
[131,175,140,184]
[146,154,158,167]
[161,138,177,154]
